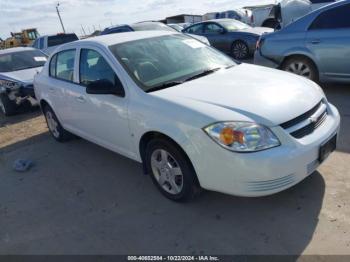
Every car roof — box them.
[78,30,178,47]
[0,47,36,55]
[104,24,130,30]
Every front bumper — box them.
[187,103,340,197]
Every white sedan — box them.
[34,31,340,201]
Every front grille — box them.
[280,100,328,139]
[281,101,322,129]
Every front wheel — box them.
[281,57,318,82]
[43,105,73,142]
[231,41,249,60]
[145,138,201,202]
[0,94,17,116]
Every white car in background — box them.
[0,47,47,116]
[34,31,340,201]
[244,0,336,28]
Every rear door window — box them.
[51,49,76,82]
[47,34,79,47]
[39,38,44,49]
[309,4,350,30]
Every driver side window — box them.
[79,49,121,88]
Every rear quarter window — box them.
[309,4,350,30]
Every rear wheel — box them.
[282,57,318,82]
[0,94,17,116]
[43,105,73,142]
[231,41,249,60]
[145,138,201,202]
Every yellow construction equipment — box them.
[0,28,39,49]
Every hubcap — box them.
[286,62,311,79]
[45,111,60,138]
[150,149,184,195]
[233,42,248,59]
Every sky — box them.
[0,0,275,39]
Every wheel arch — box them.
[39,99,50,110]
[138,131,199,185]
[280,54,319,77]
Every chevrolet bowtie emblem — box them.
[309,116,318,123]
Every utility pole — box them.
[80,25,86,36]
[56,2,66,33]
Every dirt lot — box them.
[0,84,349,255]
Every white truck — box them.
[31,33,79,55]
[203,9,252,25]
[244,0,336,28]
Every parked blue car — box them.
[182,19,273,60]
[254,0,350,83]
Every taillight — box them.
[256,38,265,50]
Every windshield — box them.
[218,20,251,31]
[169,24,183,32]
[0,50,47,72]
[109,34,236,92]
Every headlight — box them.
[204,122,280,152]
[0,79,21,90]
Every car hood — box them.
[0,66,43,85]
[237,27,274,35]
[153,64,324,126]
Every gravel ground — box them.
[0,84,349,255]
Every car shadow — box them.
[0,105,41,128]
[0,132,325,255]
[321,83,350,154]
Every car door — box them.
[65,47,133,157]
[202,22,230,53]
[46,49,77,123]
[306,4,350,81]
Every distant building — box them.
[165,14,202,24]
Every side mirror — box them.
[86,79,125,97]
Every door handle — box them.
[48,87,55,93]
[75,96,86,103]
[310,39,321,44]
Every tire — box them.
[231,41,249,60]
[145,138,201,202]
[0,94,17,116]
[281,56,319,82]
[43,105,73,142]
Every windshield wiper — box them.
[145,68,222,93]
[183,67,221,82]
[145,81,183,93]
